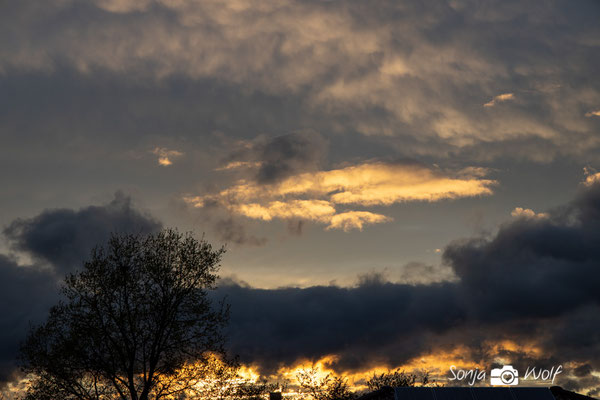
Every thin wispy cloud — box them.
[215,161,263,171]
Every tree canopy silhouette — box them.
[366,370,431,391]
[20,229,229,400]
[296,368,355,400]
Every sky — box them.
[1,0,600,396]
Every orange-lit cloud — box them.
[152,147,183,166]
[322,163,495,205]
[484,93,515,107]
[327,211,391,232]
[584,173,600,186]
[203,162,496,206]
[583,167,600,186]
[2,342,588,398]
[233,200,336,222]
[185,162,496,231]
[510,207,549,219]
[237,339,549,392]
[215,161,263,171]
[585,110,600,117]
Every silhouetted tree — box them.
[227,377,283,400]
[297,368,355,400]
[20,229,229,400]
[366,370,431,391]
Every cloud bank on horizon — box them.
[1,179,600,395]
[216,176,600,394]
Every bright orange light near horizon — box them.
[9,341,548,399]
[230,339,548,393]
[6,341,584,399]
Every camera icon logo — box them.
[490,365,519,386]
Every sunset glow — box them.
[2,0,600,398]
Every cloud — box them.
[211,178,600,388]
[326,211,391,232]
[254,131,328,184]
[210,162,496,206]
[186,162,496,231]
[4,192,161,275]
[212,216,267,247]
[185,197,268,247]
[510,207,549,219]
[322,163,496,206]
[215,278,463,373]
[0,255,59,383]
[1,180,600,392]
[217,131,327,183]
[585,110,600,117]
[584,172,600,186]
[444,183,600,322]
[232,200,336,222]
[484,93,516,107]
[228,200,391,232]
[152,147,183,166]
[286,220,304,236]
[440,180,600,378]
[398,261,457,285]
[215,161,263,171]
[2,0,600,162]
[0,193,162,384]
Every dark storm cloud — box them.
[214,180,600,380]
[255,131,327,184]
[4,192,161,274]
[0,193,162,383]
[0,255,58,382]
[443,178,600,379]
[216,280,462,373]
[443,182,600,322]
[574,364,593,378]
